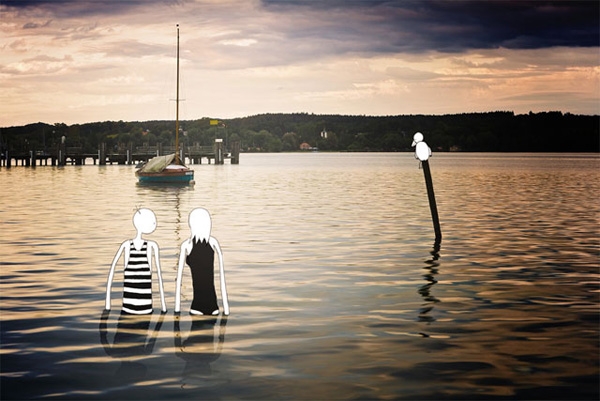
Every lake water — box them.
[1,152,598,400]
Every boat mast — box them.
[175,24,180,164]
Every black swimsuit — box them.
[186,239,219,314]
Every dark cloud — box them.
[22,20,51,29]
[3,0,598,68]
[262,0,599,52]
[2,0,180,18]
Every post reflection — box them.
[99,310,165,381]
[174,315,227,381]
[418,241,441,325]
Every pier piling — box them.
[214,139,224,165]
[99,143,106,165]
[231,141,240,164]
[58,140,66,166]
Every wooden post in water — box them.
[214,138,224,165]
[127,142,132,165]
[421,160,442,243]
[412,132,442,243]
[99,143,106,165]
[231,141,240,164]
[59,137,66,166]
[30,150,36,168]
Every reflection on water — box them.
[1,153,598,400]
[135,182,191,247]
[418,241,441,326]
[99,311,165,383]
[174,315,227,383]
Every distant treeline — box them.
[1,111,598,153]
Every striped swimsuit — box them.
[122,240,153,314]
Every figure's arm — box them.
[105,241,127,310]
[99,310,113,355]
[211,237,230,315]
[174,241,187,313]
[150,241,167,313]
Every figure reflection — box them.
[174,315,227,381]
[418,241,441,324]
[99,310,165,381]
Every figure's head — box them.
[411,132,424,147]
[133,208,157,234]
[189,207,212,243]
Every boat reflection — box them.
[134,182,191,248]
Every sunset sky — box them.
[1,0,598,127]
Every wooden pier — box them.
[0,140,240,168]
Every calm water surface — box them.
[1,153,598,400]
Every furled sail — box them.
[137,154,175,173]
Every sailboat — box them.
[136,25,194,184]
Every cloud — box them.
[98,40,170,58]
[261,0,599,52]
[0,54,73,75]
[5,1,597,64]
[3,0,162,18]
[22,19,52,29]
[0,0,598,126]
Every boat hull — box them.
[136,170,194,183]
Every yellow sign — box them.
[210,119,219,126]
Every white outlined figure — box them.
[175,208,230,316]
[412,132,432,162]
[105,208,167,314]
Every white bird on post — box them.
[411,132,431,162]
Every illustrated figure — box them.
[105,208,167,314]
[175,208,230,316]
[411,132,432,162]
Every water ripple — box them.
[1,153,598,400]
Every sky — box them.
[1,0,599,127]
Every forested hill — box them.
[1,111,598,153]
